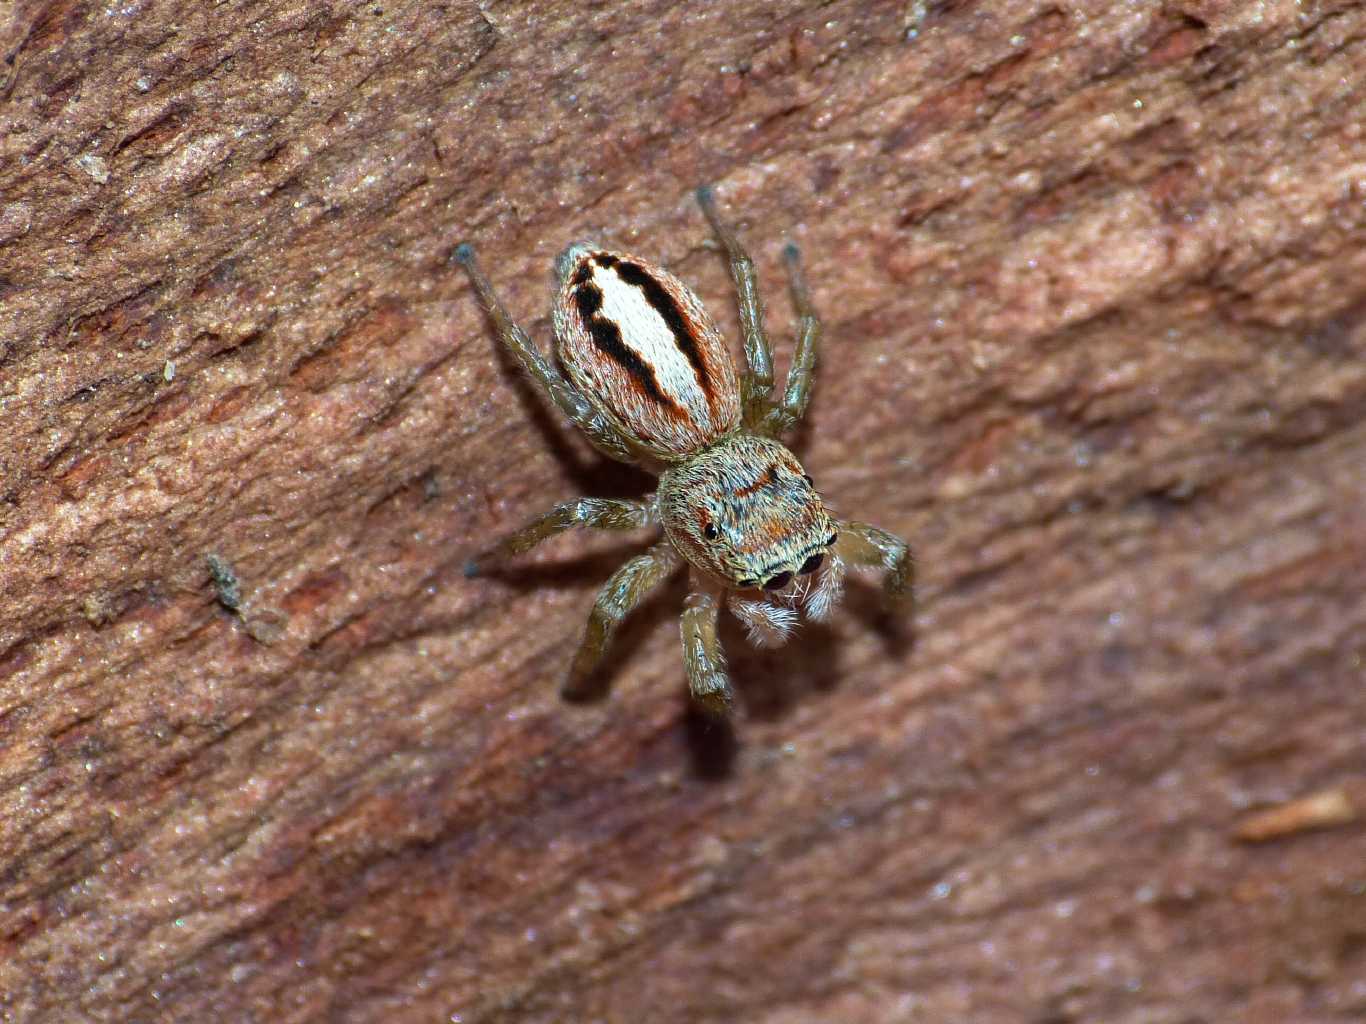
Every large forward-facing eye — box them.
[763,571,793,591]
[799,553,824,575]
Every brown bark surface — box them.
[2,1,1364,1021]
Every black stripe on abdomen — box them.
[573,281,677,411]
[612,260,714,402]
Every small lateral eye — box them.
[802,474,815,487]
[826,531,839,548]
[799,553,824,575]
[763,571,793,591]
[737,578,758,589]
[703,522,719,541]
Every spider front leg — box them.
[681,588,734,715]
[464,497,655,576]
[454,243,638,464]
[566,542,682,697]
[695,186,775,424]
[760,243,822,438]
[834,521,913,604]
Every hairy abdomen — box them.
[553,245,740,461]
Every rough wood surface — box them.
[2,1,1364,1021]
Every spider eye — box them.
[763,571,793,591]
[799,553,824,575]
[802,473,815,487]
[703,523,719,541]
[826,531,839,548]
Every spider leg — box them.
[805,547,847,623]
[833,521,913,604]
[454,244,638,463]
[695,186,775,425]
[730,596,800,648]
[681,588,735,715]
[761,242,822,438]
[565,542,682,697]
[465,497,655,576]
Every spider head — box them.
[659,434,838,592]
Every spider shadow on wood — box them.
[681,699,739,781]
[846,570,918,662]
[723,613,844,722]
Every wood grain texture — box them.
[2,1,1364,1021]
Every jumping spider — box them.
[456,187,911,714]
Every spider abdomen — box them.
[552,244,741,461]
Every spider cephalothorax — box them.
[658,433,837,595]
[457,187,911,714]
